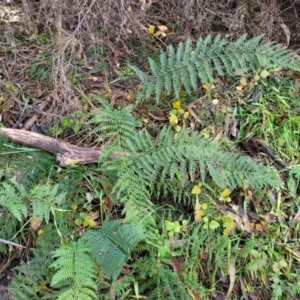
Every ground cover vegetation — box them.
[1,0,300,299]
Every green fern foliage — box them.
[130,34,300,101]
[10,225,62,300]
[29,184,67,223]
[89,97,140,145]
[89,102,282,209]
[85,219,145,281]
[50,239,98,300]
[100,126,281,194]
[131,255,192,300]
[0,136,54,188]
[0,180,28,221]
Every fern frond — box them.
[50,239,98,300]
[0,137,54,188]
[111,126,281,191]
[90,97,140,144]
[0,180,27,221]
[86,219,145,281]
[133,255,192,300]
[29,184,67,223]
[10,225,62,299]
[130,34,300,101]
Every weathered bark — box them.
[0,128,104,166]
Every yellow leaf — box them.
[216,214,223,221]
[177,108,185,114]
[240,77,247,86]
[236,86,243,91]
[253,74,260,82]
[38,229,44,236]
[71,204,78,210]
[202,83,211,90]
[195,197,201,211]
[169,113,178,125]
[87,218,97,227]
[183,112,189,119]
[175,125,181,132]
[148,25,155,34]
[201,203,208,210]
[194,198,205,222]
[221,188,231,197]
[260,69,270,78]
[172,100,181,109]
[191,184,202,195]
[194,209,206,222]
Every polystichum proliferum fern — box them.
[130,34,300,102]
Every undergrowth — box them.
[1,34,300,300]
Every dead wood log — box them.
[0,128,108,166]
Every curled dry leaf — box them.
[31,217,43,231]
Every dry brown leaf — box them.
[31,217,42,230]
[88,210,99,221]
[226,259,236,298]
[264,213,275,223]
[239,275,249,300]
[102,195,114,211]
[154,30,167,37]
[243,222,254,234]
[230,120,238,137]
[279,22,290,46]
[291,209,300,225]
[255,222,265,232]
[171,257,184,276]
[157,25,168,32]
[212,131,223,143]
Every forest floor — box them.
[1,1,300,299]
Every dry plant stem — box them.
[0,238,25,249]
[147,112,168,121]
[0,128,120,166]
[187,96,205,127]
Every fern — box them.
[90,100,282,212]
[10,225,61,300]
[130,34,300,101]
[89,97,141,146]
[0,136,54,188]
[0,180,28,221]
[50,239,98,300]
[85,219,145,281]
[0,212,20,252]
[29,184,67,223]
[100,126,281,195]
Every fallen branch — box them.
[0,128,108,166]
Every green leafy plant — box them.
[3,34,300,300]
[50,239,98,300]
[130,34,300,102]
[91,98,282,204]
[85,219,145,281]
